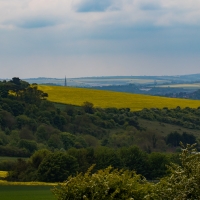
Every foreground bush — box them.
[147,143,200,200]
[52,143,200,200]
[52,165,151,200]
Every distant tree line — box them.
[6,145,177,182]
[135,106,200,130]
[93,84,195,97]
[164,89,200,99]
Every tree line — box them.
[6,145,177,182]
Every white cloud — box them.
[1,0,200,30]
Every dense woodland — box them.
[0,78,199,183]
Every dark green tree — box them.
[30,149,51,169]
[119,146,149,178]
[18,139,37,154]
[83,101,94,114]
[38,152,79,182]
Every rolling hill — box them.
[38,85,200,111]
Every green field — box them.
[38,85,200,111]
[0,171,56,200]
[0,156,28,162]
[157,83,200,89]
[0,185,55,200]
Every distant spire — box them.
[64,76,67,86]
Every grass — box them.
[157,83,200,89]
[0,185,56,200]
[38,85,200,111]
[0,156,28,162]
[0,171,56,200]
[138,119,200,138]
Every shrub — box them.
[52,165,151,200]
[38,152,79,182]
[147,143,200,200]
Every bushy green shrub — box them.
[52,165,151,200]
[147,143,200,200]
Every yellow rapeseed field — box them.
[0,171,7,179]
[0,171,56,186]
[0,180,57,186]
[38,85,200,111]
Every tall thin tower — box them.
[64,76,67,86]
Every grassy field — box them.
[157,83,200,89]
[38,85,200,111]
[138,119,200,138]
[0,185,55,200]
[0,171,56,200]
[0,156,28,162]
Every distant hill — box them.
[38,85,200,111]
[2,74,200,98]
[18,73,200,87]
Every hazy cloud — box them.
[18,18,57,29]
[140,2,161,11]
[1,0,200,78]
[75,0,114,12]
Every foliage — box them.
[83,101,94,114]
[166,131,196,147]
[37,152,79,182]
[119,146,149,178]
[0,146,30,157]
[53,144,200,200]
[2,144,200,199]
[94,147,122,170]
[18,139,37,154]
[30,149,51,169]
[7,158,34,181]
[52,165,151,200]
[137,107,200,130]
[147,143,200,200]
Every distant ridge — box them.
[19,74,200,87]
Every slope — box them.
[38,85,200,111]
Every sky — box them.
[1,0,200,79]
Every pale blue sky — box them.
[1,0,200,78]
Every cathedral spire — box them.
[64,76,67,86]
